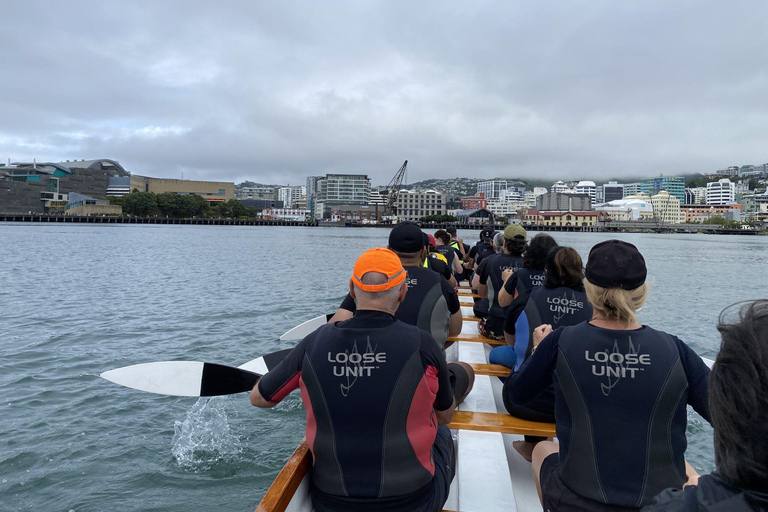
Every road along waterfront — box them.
[1,223,765,511]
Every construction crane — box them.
[382,160,408,221]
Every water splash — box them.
[171,397,242,470]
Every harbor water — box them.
[1,224,766,511]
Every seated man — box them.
[642,299,768,512]
[251,248,473,512]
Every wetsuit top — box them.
[477,253,524,319]
[641,473,768,512]
[424,254,452,283]
[506,322,711,508]
[503,268,546,298]
[512,285,593,371]
[258,310,453,509]
[473,242,496,267]
[339,266,460,348]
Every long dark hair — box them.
[711,299,768,493]
[544,246,584,290]
[504,237,526,257]
[522,234,558,270]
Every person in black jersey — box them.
[507,240,711,511]
[329,222,462,348]
[434,230,463,278]
[472,224,527,340]
[497,233,558,348]
[251,248,474,512]
[642,300,768,512]
[424,233,457,288]
[495,246,594,462]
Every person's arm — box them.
[449,311,462,337]
[498,271,517,307]
[505,326,560,405]
[451,255,463,275]
[327,293,355,323]
[442,279,463,338]
[676,337,711,422]
[421,332,455,423]
[250,336,311,408]
[447,273,458,289]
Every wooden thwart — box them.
[458,293,481,299]
[448,411,556,437]
[462,315,480,322]
[469,362,511,378]
[447,333,505,346]
[256,439,311,512]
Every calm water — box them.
[1,224,766,511]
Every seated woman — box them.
[505,240,711,511]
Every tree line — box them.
[111,191,254,218]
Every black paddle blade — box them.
[200,363,261,396]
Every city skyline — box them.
[2,1,767,186]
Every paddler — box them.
[328,221,462,348]
[250,248,474,512]
[506,240,711,511]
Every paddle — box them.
[279,314,333,341]
[101,348,293,397]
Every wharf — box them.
[0,214,319,227]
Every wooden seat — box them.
[468,363,511,378]
[448,411,556,437]
[462,314,480,322]
[447,333,505,346]
[458,292,481,298]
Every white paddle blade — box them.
[101,361,204,397]
[279,314,330,341]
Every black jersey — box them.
[507,322,711,508]
[258,310,453,509]
[339,266,460,348]
[477,253,524,319]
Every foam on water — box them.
[171,397,243,471]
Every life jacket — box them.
[449,240,463,261]
[554,322,689,507]
[514,286,592,370]
[301,320,438,497]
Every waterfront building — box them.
[520,209,607,228]
[574,181,597,205]
[395,189,447,221]
[261,207,310,221]
[486,199,526,217]
[477,180,507,201]
[460,194,487,210]
[650,190,685,224]
[502,186,525,202]
[314,174,371,219]
[237,186,277,201]
[706,178,736,205]
[550,180,570,194]
[65,192,122,216]
[456,208,494,225]
[278,185,306,208]
[130,176,235,206]
[680,204,745,223]
[641,176,685,204]
[536,192,592,212]
[594,198,654,222]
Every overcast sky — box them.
[2,1,767,186]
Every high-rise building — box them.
[278,185,306,208]
[477,180,508,201]
[623,182,642,197]
[314,174,371,218]
[602,181,624,202]
[536,192,591,212]
[550,180,570,194]
[706,178,736,205]
[640,176,685,204]
[574,181,597,206]
[650,190,685,224]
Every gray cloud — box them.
[1,0,766,186]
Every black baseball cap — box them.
[389,221,425,253]
[480,227,495,240]
[585,240,647,290]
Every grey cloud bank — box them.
[1,1,767,186]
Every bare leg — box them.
[531,441,559,507]
[504,330,515,348]
[684,460,700,488]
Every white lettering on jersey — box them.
[328,338,386,396]
[584,338,650,396]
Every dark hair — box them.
[434,230,450,244]
[446,226,457,236]
[504,237,526,257]
[544,247,584,289]
[710,299,768,493]
[522,234,558,270]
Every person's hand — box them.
[532,324,553,348]
[501,268,514,282]
[457,237,463,245]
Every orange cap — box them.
[351,248,407,292]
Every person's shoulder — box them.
[639,487,687,512]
